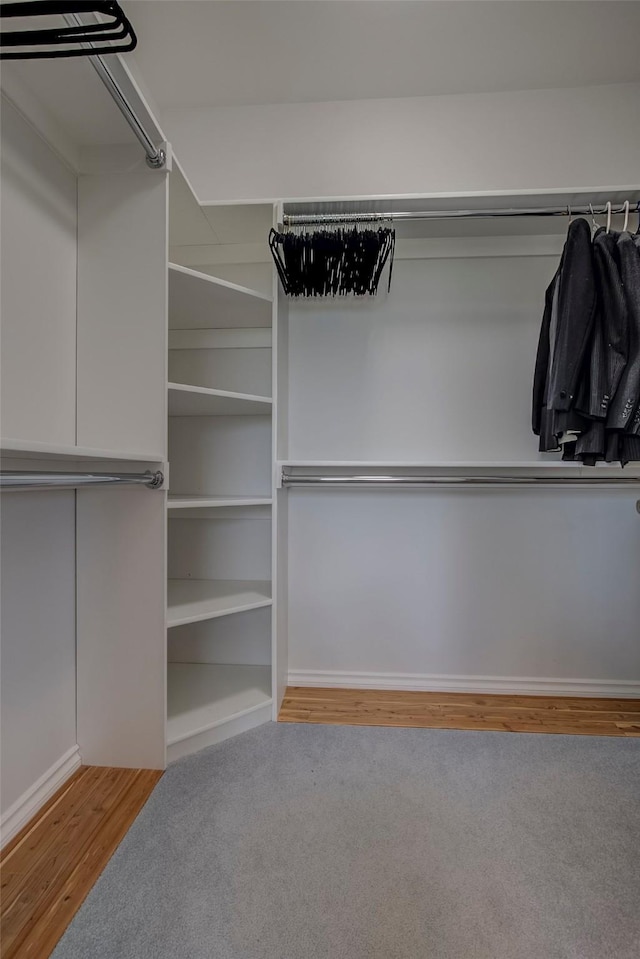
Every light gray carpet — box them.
[52,723,640,959]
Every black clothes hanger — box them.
[269,224,395,298]
[0,1,136,59]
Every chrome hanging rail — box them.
[281,470,640,489]
[282,202,640,228]
[0,470,164,491]
[63,11,165,169]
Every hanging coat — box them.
[532,218,598,452]
[567,229,628,464]
[605,232,640,435]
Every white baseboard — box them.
[287,670,640,698]
[0,745,82,850]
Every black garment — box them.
[532,271,558,438]
[532,218,598,452]
[547,219,598,415]
[582,229,627,420]
[605,233,640,434]
[621,434,640,465]
[565,229,629,464]
[533,218,640,466]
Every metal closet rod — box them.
[63,11,165,169]
[282,202,640,227]
[0,469,164,491]
[281,472,640,488]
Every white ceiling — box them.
[125,0,640,110]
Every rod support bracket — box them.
[145,148,166,170]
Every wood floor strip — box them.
[2,767,118,911]
[284,687,640,711]
[0,765,162,959]
[281,701,640,723]
[278,687,640,737]
[1,769,136,957]
[0,768,88,863]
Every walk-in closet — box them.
[1,3,639,958]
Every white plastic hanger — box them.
[622,200,630,233]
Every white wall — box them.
[0,101,79,834]
[287,255,557,463]
[287,488,640,692]
[0,492,77,815]
[0,97,77,446]
[163,82,640,202]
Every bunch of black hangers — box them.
[269,225,395,297]
[533,215,640,466]
[0,1,137,60]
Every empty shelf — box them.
[168,495,272,509]
[0,437,163,463]
[169,263,272,330]
[167,579,272,627]
[167,663,272,746]
[168,383,272,416]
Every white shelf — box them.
[278,459,639,473]
[0,437,163,463]
[168,263,272,330]
[167,663,272,747]
[169,328,272,350]
[167,579,272,627]
[168,495,272,509]
[168,383,272,416]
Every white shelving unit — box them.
[168,383,271,416]
[167,579,272,627]
[0,75,169,829]
[165,173,276,760]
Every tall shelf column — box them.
[165,171,276,760]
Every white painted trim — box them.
[287,671,640,698]
[0,746,81,849]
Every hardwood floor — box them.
[279,687,640,736]
[0,765,162,959]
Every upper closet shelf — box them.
[167,579,272,628]
[277,460,636,471]
[168,383,272,416]
[0,438,164,464]
[168,264,272,330]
